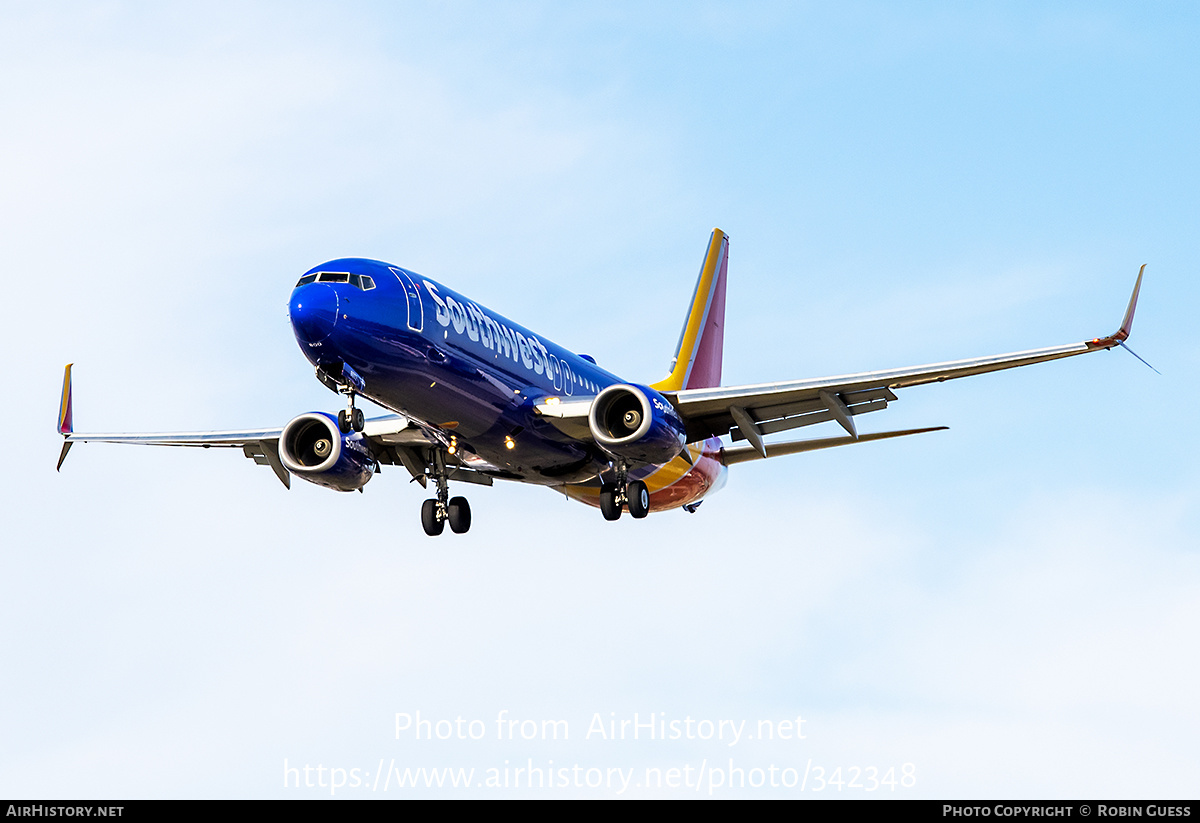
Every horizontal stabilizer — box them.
[719,426,948,466]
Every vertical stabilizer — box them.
[650,229,728,392]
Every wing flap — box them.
[749,386,896,422]
[242,442,291,488]
[730,397,890,443]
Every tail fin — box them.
[650,229,729,392]
[58,363,74,434]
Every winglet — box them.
[56,363,74,472]
[1090,264,1145,348]
[56,441,73,472]
[1115,264,1145,343]
[58,364,74,435]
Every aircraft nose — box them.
[290,283,339,345]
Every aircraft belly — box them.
[563,440,726,512]
[356,353,604,483]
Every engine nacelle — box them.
[278,412,376,492]
[588,383,687,465]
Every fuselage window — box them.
[359,275,375,290]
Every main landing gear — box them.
[598,463,650,521]
[421,452,472,537]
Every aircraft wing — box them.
[58,423,291,486]
[56,415,429,489]
[666,266,1146,455]
[54,365,440,489]
[536,266,1145,460]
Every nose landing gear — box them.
[337,388,365,434]
[325,362,367,434]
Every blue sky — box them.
[2,1,1197,798]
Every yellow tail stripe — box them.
[640,443,702,493]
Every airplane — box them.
[56,229,1147,536]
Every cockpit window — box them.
[296,271,376,290]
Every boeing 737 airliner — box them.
[56,230,1146,535]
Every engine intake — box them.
[279,412,376,492]
[588,384,686,465]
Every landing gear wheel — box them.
[447,496,471,534]
[599,486,622,521]
[337,409,351,434]
[421,499,444,536]
[352,407,365,432]
[627,480,650,519]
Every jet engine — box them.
[278,412,376,492]
[588,383,687,465]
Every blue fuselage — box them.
[289,258,623,484]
